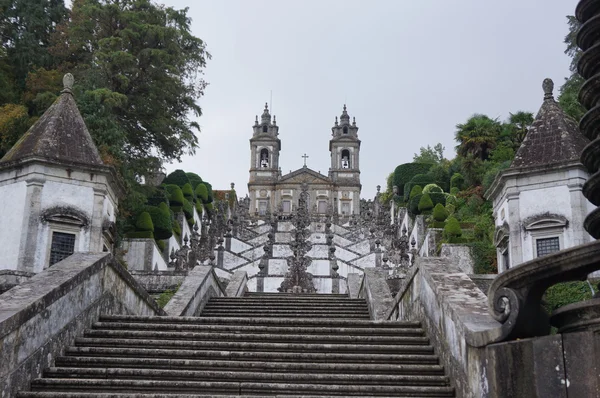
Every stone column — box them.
[17,177,45,272]
[89,187,107,252]
[506,192,523,266]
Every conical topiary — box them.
[182,183,194,202]
[433,203,448,222]
[195,183,209,203]
[409,185,423,199]
[444,216,462,238]
[146,204,172,240]
[418,193,434,213]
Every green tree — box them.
[500,111,534,150]
[558,15,586,121]
[0,0,67,89]
[51,0,211,174]
[455,114,501,162]
[418,193,434,213]
[413,143,445,164]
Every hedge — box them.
[145,205,172,240]
[203,182,214,203]
[423,184,443,194]
[136,211,154,232]
[163,169,190,187]
[185,172,203,188]
[543,281,594,313]
[195,183,209,203]
[418,193,434,212]
[450,173,465,191]
[409,185,422,199]
[182,183,195,202]
[404,173,436,201]
[393,163,432,197]
[429,192,447,207]
[409,194,422,214]
[444,216,462,238]
[183,198,194,220]
[173,219,182,237]
[125,230,154,239]
[146,186,169,207]
[165,184,184,207]
[433,203,448,222]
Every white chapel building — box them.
[487,78,594,272]
[0,74,123,273]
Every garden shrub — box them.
[433,203,448,222]
[418,193,434,213]
[423,184,443,194]
[543,281,594,313]
[429,192,447,207]
[125,230,154,239]
[173,219,182,237]
[162,169,190,187]
[165,184,184,211]
[156,239,166,252]
[182,198,194,220]
[409,185,423,199]
[409,194,422,214]
[185,172,203,188]
[450,172,465,190]
[146,186,169,207]
[182,183,195,202]
[393,163,433,197]
[195,183,209,203]
[136,211,154,232]
[444,216,462,238]
[146,204,172,240]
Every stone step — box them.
[65,346,440,364]
[244,293,350,298]
[91,322,425,336]
[201,305,370,312]
[20,394,447,398]
[209,298,364,304]
[74,337,433,353]
[205,301,368,311]
[42,367,451,386]
[55,356,445,375]
[82,329,430,345]
[199,308,370,314]
[29,378,455,396]
[98,315,420,328]
[198,312,370,319]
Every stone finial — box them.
[543,78,554,100]
[335,116,338,126]
[273,115,277,125]
[231,182,235,189]
[353,117,356,126]
[376,185,381,193]
[63,73,74,91]
[255,115,258,125]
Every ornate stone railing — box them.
[470,239,600,346]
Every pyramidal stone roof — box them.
[510,78,589,169]
[0,74,103,166]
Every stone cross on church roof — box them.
[302,153,309,167]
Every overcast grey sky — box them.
[163,0,577,198]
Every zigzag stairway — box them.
[18,293,455,397]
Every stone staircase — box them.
[19,293,455,397]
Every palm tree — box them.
[503,111,534,150]
[454,114,501,161]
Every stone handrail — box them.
[471,239,600,346]
[0,252,163,397]
[164,265,226,316]
[359,268,394,320]
[225,270,248,297]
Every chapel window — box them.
[343,126,348,134]
[258,201,268,216]
[536,237,560,257]
[262,125,268,133]
[341,149,350,169]
[260,148,269,168]
[341,202,350,215]
[283,200,291,213]
[318,200,327,214]
[49,232,76,266]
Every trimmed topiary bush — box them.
[165,184,184,211]
[182,183,195,202]
[445,203,456,216]
[204,182,214,203]
[173,219,182,237]
[418,193,434,213]
[146,186,169,207]
[433,203,448,222]
[423,184,443,194]
[404,173,436,201]
[195,183,209,203]
[450,187,460,195]
[450,173,465,191]
[444,216,462,238]
[136,211,154,232]
[429,192,447,207]
[393,163,433,197]
[409,185,423,199]
[146,205,172,240]
[183,198,194,220]
[163,169,190,187]
[409,194,422,214]
[156,239,166,252]
[185,172,203,188]
[125,231,154,239]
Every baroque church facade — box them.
[247,104,361,217]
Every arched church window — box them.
[262,125,268,133]
[341,149,350,169]
[343,126,348,134]
[260,148,269,168]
